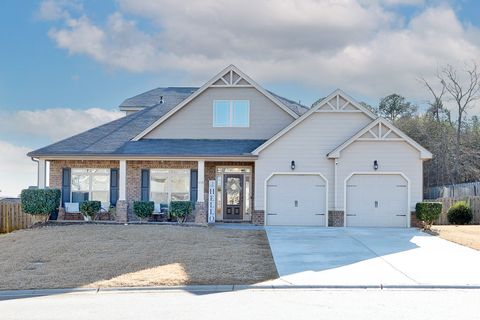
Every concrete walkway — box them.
[265,227,480,286]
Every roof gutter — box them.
[28,154,259,161]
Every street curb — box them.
[1,284,480,298]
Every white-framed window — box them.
[213,100,250,127]
[71,168,110,209]
[150,169,190,207]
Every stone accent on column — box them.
[252,210,265,225]
[328,210,344,227]
[194,201,207,224]
[116,200,128,223]
[57,206,66,221]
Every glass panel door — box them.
[223,174,243,220]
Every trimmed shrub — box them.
[447,201,473,225]
[80,201,102,220]
[21,189,61,221]
[415,202,442,230]
[133,201,154,219]
[170,201,193,223]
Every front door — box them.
[223,174,243,220]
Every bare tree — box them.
[438,63,480,181]
[420,76,447,123]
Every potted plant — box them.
[170,201,193,223]
[20,188,61,223]
[133,201,154,221]
[80,201,101,221]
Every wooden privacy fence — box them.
[431,196,480,225]
[0,203,36,233]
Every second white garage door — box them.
[346,174,408,227]
[266,174,327,226]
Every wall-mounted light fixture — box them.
[291,160,296,170]
[373,160,379,170]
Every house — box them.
[28,65,432,227]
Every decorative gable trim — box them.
[132,65,299,141]
[327,118,433,160]
[314,90,377,116]
[211,69,253,87]
[252,89,376,155]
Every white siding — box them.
[255,112,372,210]
[144,87,295,140]
[337,141,423,212]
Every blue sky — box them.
[0,0,479,196]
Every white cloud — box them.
[0,107,123,142]
[377,0,425,5]
[41,1,480,103]
[0,141,36,198]
[0,107,123,197]
[37,0,82,21]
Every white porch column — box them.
[197,160,205,202]
[38,159,46,189]
[119,160,127,201]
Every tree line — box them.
[362,63,480,188]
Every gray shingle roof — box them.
[116,139,266,156]
[267,90,309,115]
[28,86,306,157]
[120,87,198,108]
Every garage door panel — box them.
[346,174,408,228]
[267,174,326,226]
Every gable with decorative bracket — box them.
[211,70,252,87]
[315,93,366,113]
[327,118,432,159]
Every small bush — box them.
[80,201,102,219]
[133,201,154,219]
[21,189,61,220]
[170,201,193,223]
[447,201,473,225]
[415,202,442,230]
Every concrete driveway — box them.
[265,227,480,286]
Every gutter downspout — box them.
[334,159,338,210]
[31,157,39,187]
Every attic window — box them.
[213,100,249,127]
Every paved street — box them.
[266,227,480,286]
[1,288,479,320]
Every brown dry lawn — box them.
[0,224,278,290]
[430,225,480,250]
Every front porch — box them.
[44,159,259,224]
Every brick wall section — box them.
[252,210,264,225]
[50,160,120,190]
[328,210,344,227]
[126,160,198,221]
[194,202,207,224]
[50,160,119,221]
[116,200,128,223]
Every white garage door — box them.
[266,174,327,226]
[346,174,408,227]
